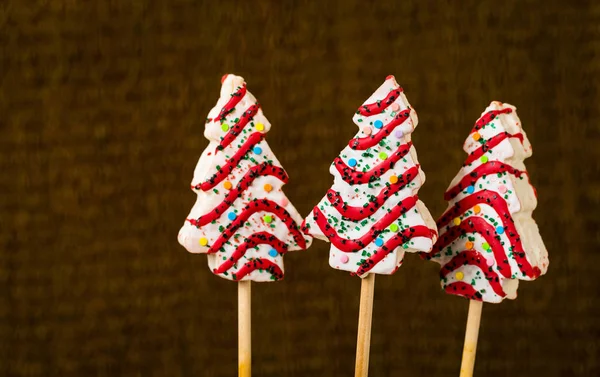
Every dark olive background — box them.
[1,1,598,376]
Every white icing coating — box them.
[178,74,312,282]
[304,76,437,277]
[429,102,548,303]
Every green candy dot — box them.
[263,215,273,223]
[480,155,488,163]
[482,242,490,250]
[379,152,388,160]
[221,124,229,131]
[389,224,399,232]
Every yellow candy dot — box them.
[389,175,398,184]
[223,181,232,190]
[465,241,474,249]
[199,237,208,246]
[256,122,264,131]
[473,205,481,214]
[472,132,481,141]
[455,271,464,281]
[263,183,273,192]
[453,217,461,226]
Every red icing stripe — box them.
[188,198,306,251]
[471,108,513,132]
[199,132,264,191]
[432,216,515,278]
[444,161,525,201]
[355,225,434,276]
[333,142,412,185]
[357,88,402,116]
[218,104,260,150]
[444,281,481,301]
[214,84,247,123]
[349,109,411,150]
[435,190,541,279]
[192,163,288,226]
[312,195,418,252]
[232,258,284,281]
[440,249,506,297]
[464,132,524,166]
[213,232,288,275]
[326,166,419,221]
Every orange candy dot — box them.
[223,181,233,190]
[473,132,481,141]
[465,241,474,249]
[263,184,273,192]
[473,205,481,214]
[389,175,398,184]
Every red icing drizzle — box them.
[357,88,403,116]
[232,259,284,281]
[312,196,418,252]
[192,163,288,226]
[349,109,411,150]
[198,132,264,191]
[355,225,434,276]
[213,231,288,275]
[444,161,525,201]
[214,84,247,123]
[444,281,480,300]
[434,190,541,279]
[188,198,306,251]
[218,104,260,150]
[463,132,524,166]
[333,142,412,185]
[471,108,513,132]
[440,249,506,297]
[326,166,419,221]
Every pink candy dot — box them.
[394,129,404,138]
[498,185,507,194]
[280,198,289,207]
[486,256,495,266]
[362,126,372,135]
[339,254,349,264]
[391,103,400,112]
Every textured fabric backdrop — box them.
[1,1,598,376]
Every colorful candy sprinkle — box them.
[268,248,278,258]
[389,175,398,184]
[263,215,273,223]
[472,132,481,141]
[466,185,475,194]
[496,226,504,234]
[199,237,208,246]
[480,156,488,163]
[348,158,357,167]
[280,198,289,207]
[375,238,384,247]
[391,103,400,112]
[253,146,263,155]
[486,256,495,266]
[482,242,490,250]
[453,217,461,226]
[223,181,233,190]
[473,205,481,214]
[221,124,229,132]
[455,271,464,281]
[394,130,404,139]
[263,184,273,192]
[389,224,399,232]
[465,241,474,249]
[362,126,372,135]
[379,152,388,160]
[227,212,237,221]
[339,254,349,264]
[374,120,383,129]
[498,185,507,194]
[255,122,265,131]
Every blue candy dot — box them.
[268,248,278,258]
[496,226,505,234]
[466,185,475,194]
[253,146,262,155]
[348,158,357,167]
[375,238,384,247]
[374,120,383,129]
[227,212,237,221]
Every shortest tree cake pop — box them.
[302,75,438,277]
[422,101,548,303]
[178,74,312,282]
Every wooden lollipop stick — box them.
[355,273,376,377]
[459,299,483,377]
[238,281,251,377]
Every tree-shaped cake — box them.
[422,101,549,303]
[303,75,437,277]
[178,74,311,282]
